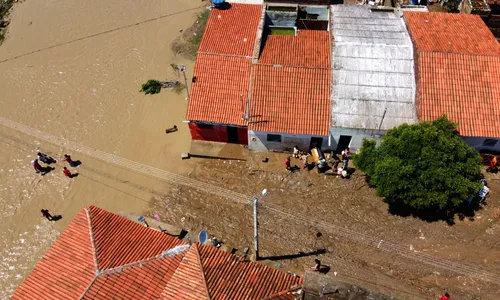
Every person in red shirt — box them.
[63,167,71,177]
[284,157,291,171]
[439,292,450,300]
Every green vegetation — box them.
[171,9,210,60]
[140,80,162,95]
[0,0,14,45]
[354,116,482,212]
[268,27,295,36]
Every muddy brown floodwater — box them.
[0,1,499,299]
[0,0,203,297]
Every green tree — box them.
[353,116,482,211]
[140,80,162,95]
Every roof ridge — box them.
[255,63,330,70]
[97,243,191,276]
[85,206,100,273]
[260,285,303,300]
[197,51,254,59]
[417,49,500,58]
[193,243,212,299]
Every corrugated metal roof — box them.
[14,206,303,299]
[417,52,500,138]
[199,3,262,57]
[330,5,417,131]
[404,12,500,56]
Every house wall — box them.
[462,136,500,153]
[330,127,385,151]
[248,130,331,152]
[189,122,248,144]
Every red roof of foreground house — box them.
[417,52,500,138]
[259,30,330,68]
[249,65,331,136]
[404,12,500,55]
[13,206,302,299]
[198,4,262,57]
[186,54,252,125]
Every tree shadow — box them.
[387,198,485,226]
[261,248,326,261]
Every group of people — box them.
[285,146,351,178]
[31,152,81,178]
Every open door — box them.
[336,135,352,153]
[227,126,239,144]
[309,137,323,150]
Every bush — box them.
[140,80,162,95]
[353,116,482,211]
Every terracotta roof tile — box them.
[259,30,331,68]
[186,54,252,125]
[417,52,500,138]
[404,12,500,55]
[12,209,96,300]
[199,4,262,57]
[198,243,303,299]
[84,255,184,299]
[14,207,303,299]
[249,65,331,136]
[89,206,185,270]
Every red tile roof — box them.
[198,4,262,57]
[259,30,331,68]
[14,206,302,299]
[417,52,500,138]
[404,12,500,55]
[249,65,331,136]
[186,54,252,125]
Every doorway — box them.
[336,135,352,153]
[309,137,323,150]
[227,126,239,143]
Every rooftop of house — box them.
[13,206,303,299]
[186,54,252,125]
[417,52,500,138]
[249,64,331,136]
[198,3,263,57]
[404,12,500,56]
[330,5,417,131]
[249,29,331,136]
[404,12,500,138]
[258,30,330,68]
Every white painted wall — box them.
[248,131,331,152]
[462,136,500,153]
[330,127,385,151]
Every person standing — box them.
[63,167,71,177]
[284,157,291,171]
[41,209,53,221]
[64,154,81,167]
[32,159,43,174]
[311,259,321,271]
[293,146,300,159]
[439,292,450,300]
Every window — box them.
[267,134,282,143]
[482,139,498,147]
[197,123,214,129]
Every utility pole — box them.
[177,65,190,100]
[253,189,267,261]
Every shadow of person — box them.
[68,173,79,178]
[318,265,331,274]
[40,166,55,176]
[70,160,82,167]
[51,215,63,221]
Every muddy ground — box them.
[149,152,500,300]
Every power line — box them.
[0,116,499,284]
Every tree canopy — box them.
[140,80,162,95]
[353,116,482,211]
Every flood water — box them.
[0,0,201,296]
